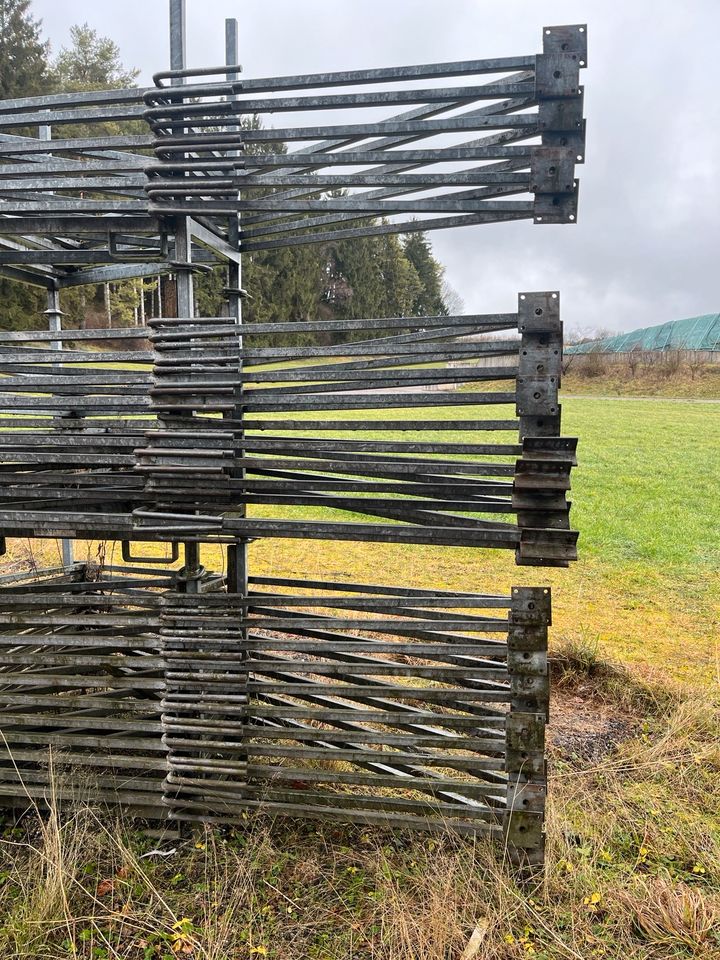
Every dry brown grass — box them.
[615,876,719,954]
[562,357,720,398]
[0,688,718,959]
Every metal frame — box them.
[0,4,588,863]
[0,293,578,564]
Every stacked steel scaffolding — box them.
[0,3,587,862]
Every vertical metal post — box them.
[223,16,250,786]
[224,18,247,599]
[41,113,74,571]
[504,586,550,864]
[45,283,74,570]
[169,0,186,78]
[168,0,200,588]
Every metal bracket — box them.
[510,586,552,625]
[538,95,584,134]
[506,712,546,754]
[518,292,561,333]
[530,149,576,195]
[542,23,588,65]
[534,53,581,99]
[534,185,579,224]
[516,377,560,417]
[517,528,579,565]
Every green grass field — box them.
[2,394,718,959]
[238,395,718,690]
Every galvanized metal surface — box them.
[0,293,577,564]
[0,568,548,857]
[0,24,585,286]
[0,11,589,862]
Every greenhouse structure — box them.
[567,313,720,357]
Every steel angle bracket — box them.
[516,528,579,566]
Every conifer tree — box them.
[0,0,49,98]
[48,21,142,327]
[51,23,139,91]
[402,232,447,316]
[0,0,50,330]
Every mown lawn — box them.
[2,395,718,959]
[15,394,719,689]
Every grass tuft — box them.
[615,876,720,953]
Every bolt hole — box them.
[569,214,576,221]
[548,165,556,174]
[553,70,562,79]
[551,293,558,299]
[533,392,541,399]
[535,307,543,316]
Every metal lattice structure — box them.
[0,3,587,862]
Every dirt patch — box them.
[548,689,638,762]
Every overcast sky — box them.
[32,0,719,334]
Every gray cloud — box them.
[32,0,720,333]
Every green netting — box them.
[566,313,720,353]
